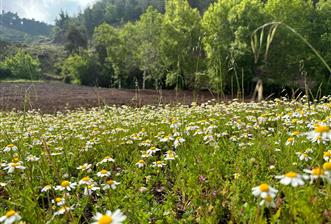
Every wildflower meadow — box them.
[0,98,330,223]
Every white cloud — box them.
[0,0,99,24]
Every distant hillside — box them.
[0,11,53,43]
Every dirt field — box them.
[0,82,216,112]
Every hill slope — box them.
[0,11,52,43]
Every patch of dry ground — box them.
[0,82,216,112]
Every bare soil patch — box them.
[0,82,216,113]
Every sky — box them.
[0,0,99,24]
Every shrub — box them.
[61,53,113,87]
[1,50,41,80]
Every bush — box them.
[61,53,113,87]
[1,50,41,80]
[0,63,12,79]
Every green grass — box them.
[0,79,45,83]
[0,99,330,223]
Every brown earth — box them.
[0,82,217,113]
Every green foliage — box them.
[161,0,202,89]
[65,25,88,54]
[3,0,331,95]
[202,0,267,94]
[0,11,52,43]
[61,52,113,87]
[61,54,87,84]
[93,23,127,88]
[0,63,12,79]
[262,0,315,88]
[135,6,164,89]
[0,100,331,223]
[0,50,40,80]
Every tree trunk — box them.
[142,70,146,90]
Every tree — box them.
[54,10,71,43]
[93,23,126,88]
[202,0,234,93]
[262,0,314,90]
[202,0,266,95]
[1,50,40,80]
[135,6,164,89]
[161,0,202,89]
[61,52,113,87]
[311,0,331,93]
[61,54,87,84]
[65,25,88,54]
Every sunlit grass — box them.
[0,98,330,223]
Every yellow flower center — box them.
[82,176,90,182]
[285,172,297,178]
[7,144,14,148]
[264,195,273,202]
[106,179,113,185]
[312,168,324,176]
[259,183,269,192]
[6,210,16,218]
[156,161,162,165]
[287,137,294,142]
[98,215,113,224]
[10,163,18,167]
[61,181,70,187]
[5,210,16,218]
[150,146,156,150]
[55,197,62,203]
[323,162,331,171]
[324,151,331,157]
[138,160,144,164]
[88,185,93,189]
[12,157,19,163]
[315,125,330,133]
[292,131,300,136]
[100,169,108,174]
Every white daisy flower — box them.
[146,146,161,155]
[164,150,177,160]
[141,151,151,158]
[151,161,165,168]
[3,144,18,152]
[323,162,331,176]
[51,197,65,206]
[135,160,145,168]
[305,124,331,143]
[54,206,72,216]
[97,156,115,166]
[174,137,185,148]
[159,135,174,143]
[92,209,126,224]
[78,176,94,185]
[102,179,120,190]
[83,184,100,196]
[323,151,331,161]
[3,162,26,174]
[77,163,92,172]
[259,194,276,208]
[41,185,52,192]
[54,181,77,191]
[295,152,311,161]
[304,167,331,183]
[26,155,40,162]
[0,210,21,224]
[275,172,306,187]
[252,183,278,198]
[97,169,111,177]
[285,137,295,146]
